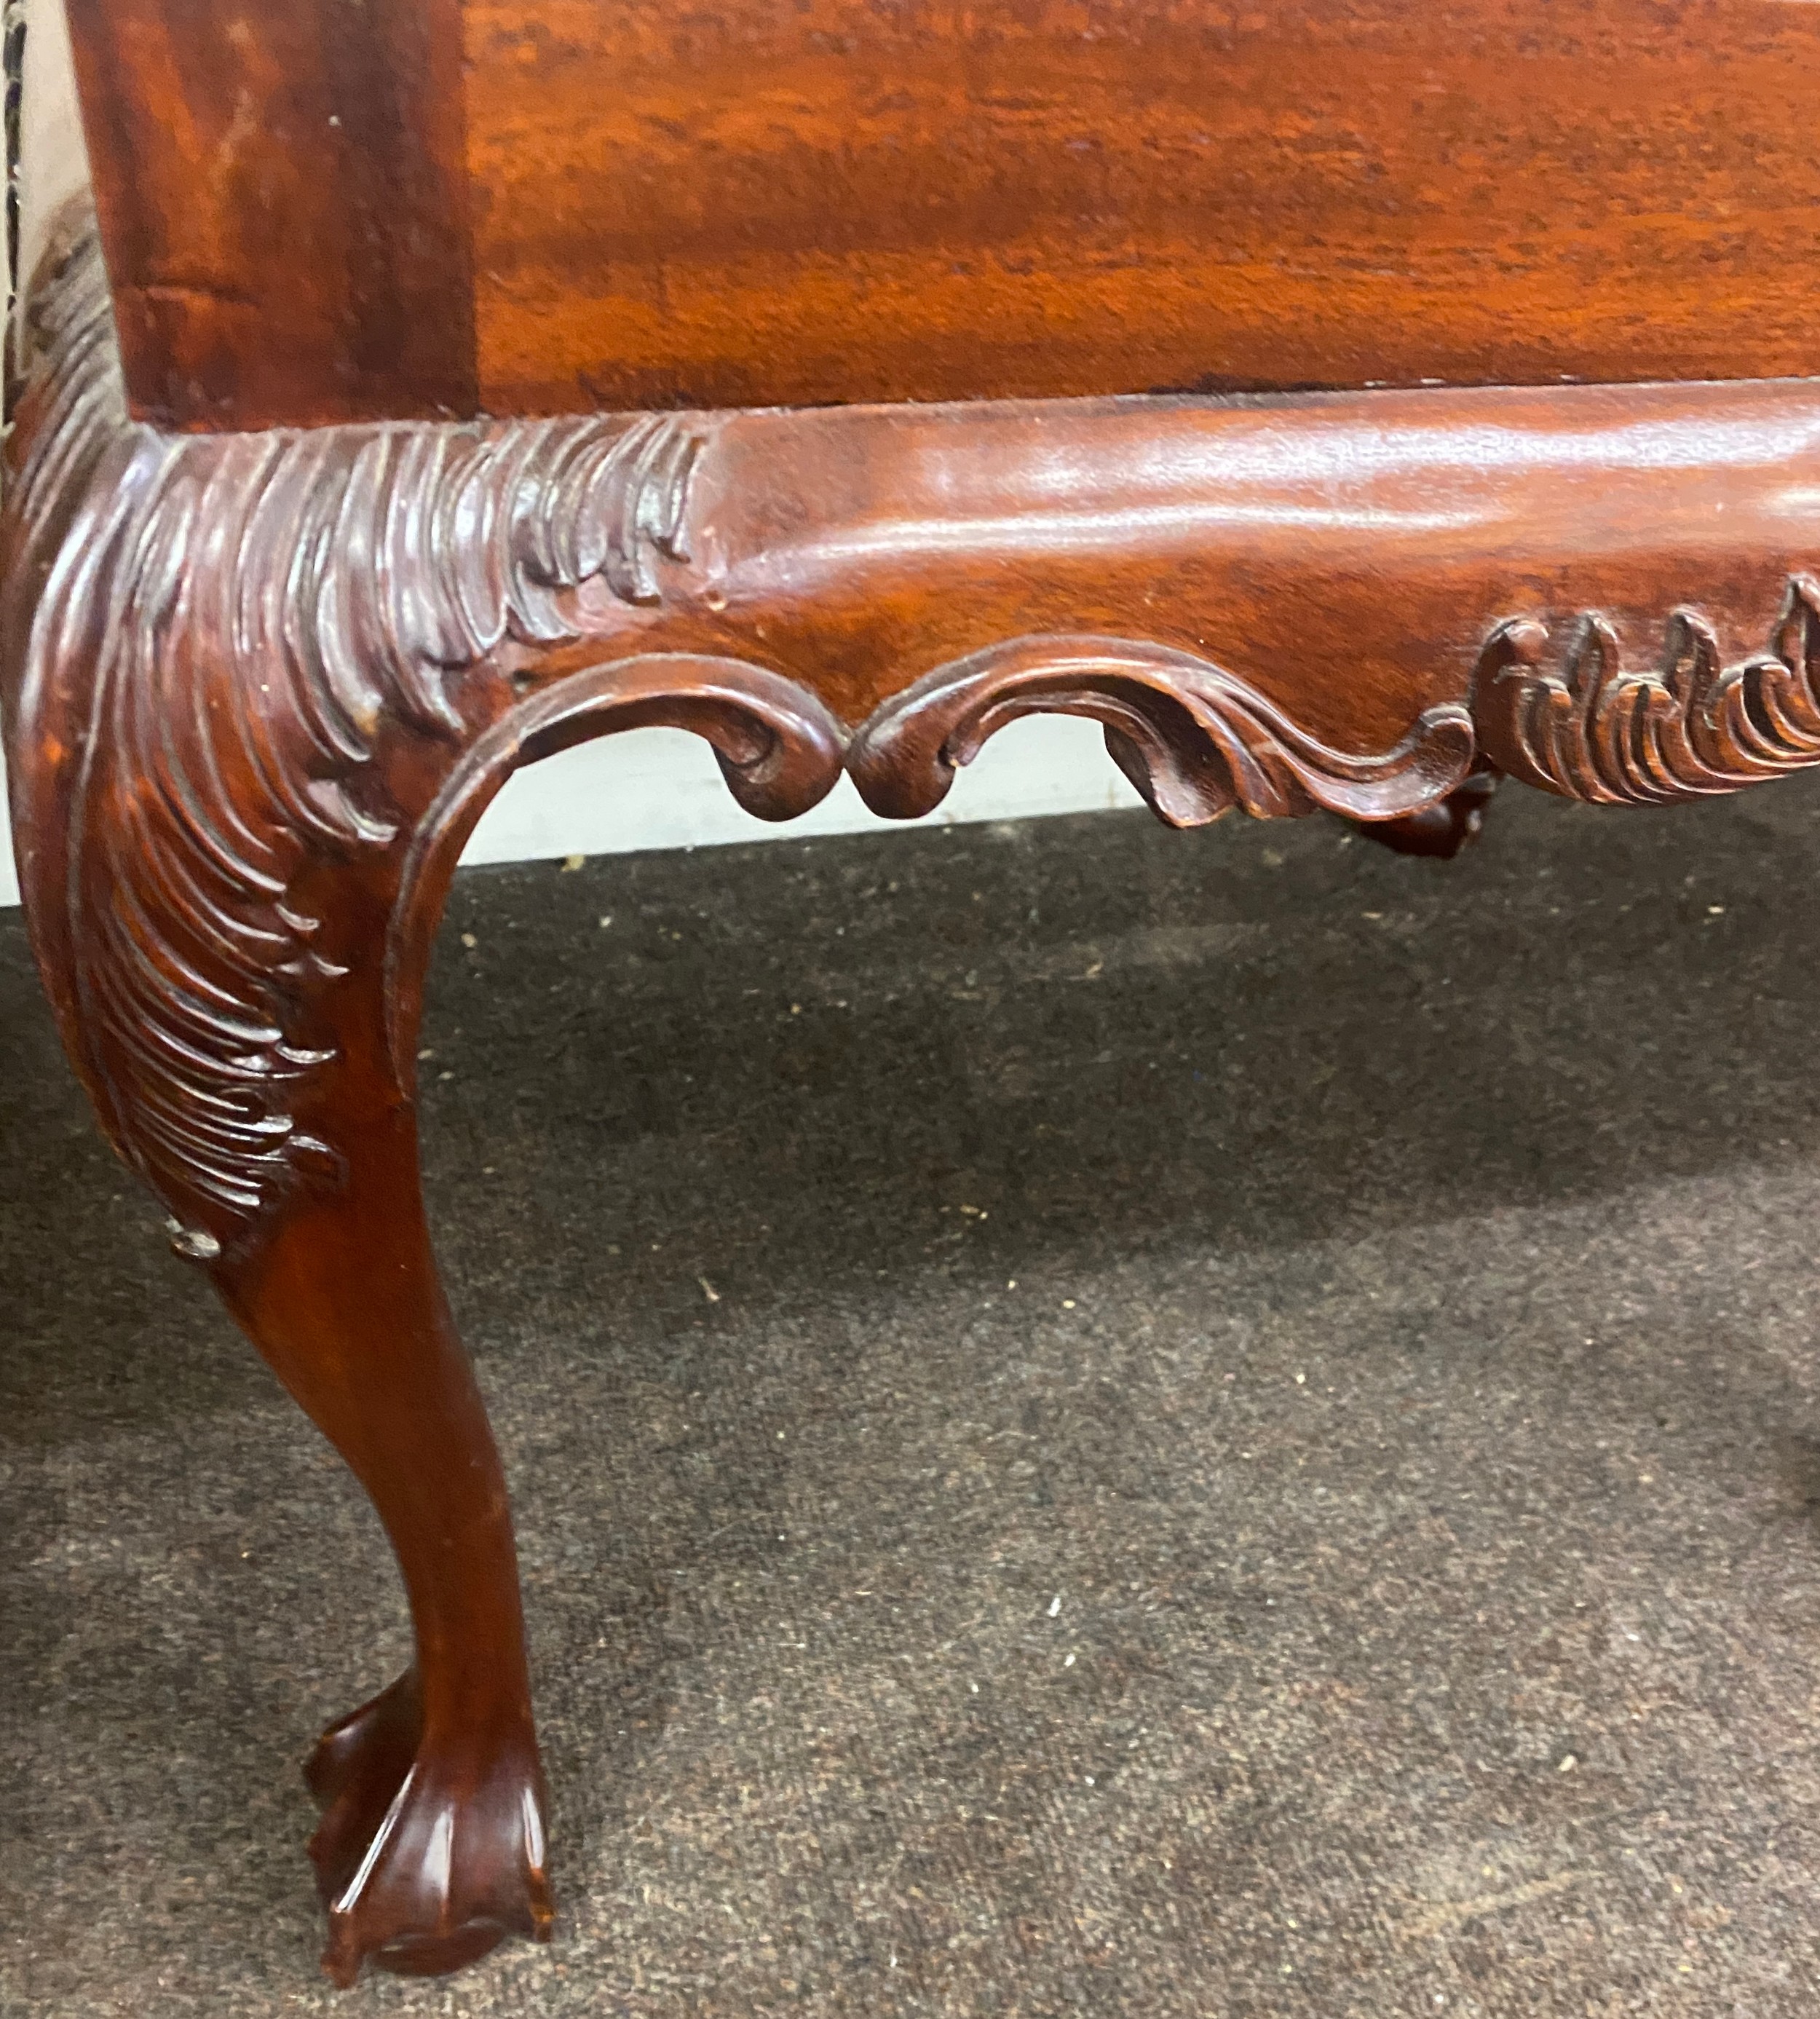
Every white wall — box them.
[454,716,1143,868]
[0,760,17,906]
[0,719,1143,909]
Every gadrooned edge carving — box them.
[1,207,730,1254]
[847,633,1478,826]
[1474,577,1820,802]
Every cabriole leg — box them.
[208,1028,553,1985]
[1,210,847,1987]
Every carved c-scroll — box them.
[25,195,1820,1270]
[1473,577,1820,802]
[384,655,846,1087]
[846,633,1477,826]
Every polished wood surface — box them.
[61,0,1820,430]
[25,0,1820,1994]
[12,192,1820,1980]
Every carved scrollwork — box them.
[847,633,1476,826]
[1473,576,1820,803]
[384,654,846,1086]
[25,197,1820,1273]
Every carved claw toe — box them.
[304,1671,553,1986]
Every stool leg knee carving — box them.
[1,212,846,1984]
[12,650,837,1986]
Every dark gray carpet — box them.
[8,781,1820,2016]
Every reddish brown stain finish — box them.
[55,0,1820,428]
[65,0,475,429]
[15,202,1820,1983]
[465,0,1820,416]
[655,381,1820,744]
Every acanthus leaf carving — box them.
[1,208,811,1260]
[846,633,1476,828]
[1473,576,1820,803]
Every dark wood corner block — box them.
[9,157,1820,1979]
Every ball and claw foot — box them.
[304,1671,555,1986]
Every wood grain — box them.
[13,199,1820,1984]
[53,0,1820,427]
[466,0,1820,414]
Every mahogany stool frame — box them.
[9,192,1820,1980]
